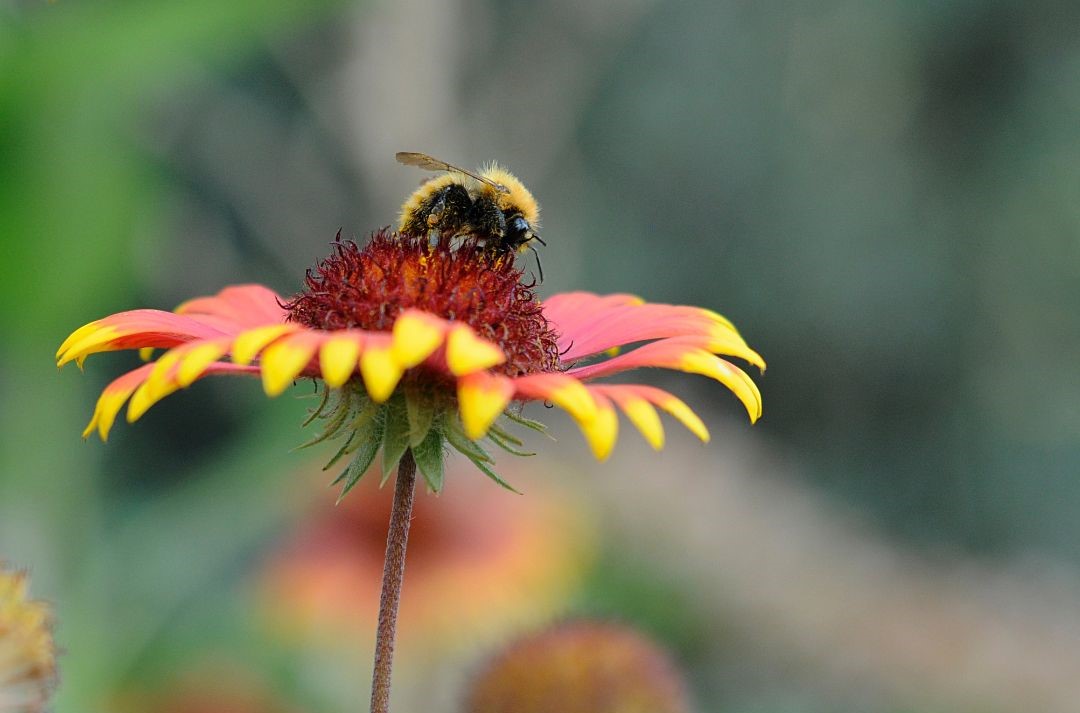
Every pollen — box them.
[286,230,561,378]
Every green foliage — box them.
[411,428,445,493]
[380,396,411,485]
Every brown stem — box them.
[370,450,417,713]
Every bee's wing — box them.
[395,151,508,193]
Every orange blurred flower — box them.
[258,460,593,651]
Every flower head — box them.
[258,459,592,652]
[0,567,57,713]
[58,230,763,488]
[464,620,691,713]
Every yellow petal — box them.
[139,347,156,362]
[391,311,445,368]
[144,350,184,398]
[96,389,136,441]
[57,321,101,361]
[260,337,318,397]
[319,336,362,388]
[231,324,295,365]
[177,342,228,387]
[360,347,403,402]
[705,327,767,372]
[56,325,121,367]
[680,351,762,423]
[545,379,598,423]
[445,325,505,376]
[458,373,513,439]
[619,395,665,450]
[656,395,710,443]
[126,379,179,424]
[579,399,618,462]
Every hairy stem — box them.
[370,450,417,713]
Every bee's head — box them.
[479,163,540,228]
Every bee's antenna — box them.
[531,232,547,246]
[527,244,545,283]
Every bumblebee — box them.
[396,151,546,278]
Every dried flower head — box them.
[0,567,57,713]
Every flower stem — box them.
[370,450,417,713]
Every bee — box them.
[396,151,546,280]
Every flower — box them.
[0,567,57,713]
[57,230,763,485]
[464,619,692,713]
[111,660,305,713]
[258,458,593,652]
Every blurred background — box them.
[3,0,1080,711]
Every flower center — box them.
[286,230,561,377]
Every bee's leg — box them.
[526,243,545,283]
[425,190,448,227]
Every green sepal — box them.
[293,390,357,450]
[412,429,446,494]
[488,423,524,446]
[332,409,385,502]
[503,409,554,438]
[487,428,536,457]
[405,386,438,448]
[444,414,494,464]
[466,454,522,495]
[322,401,383,471]
[300,385,332,427]
[381,397,411,486]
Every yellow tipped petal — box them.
[546,380,598,423]
[145,350,183,397]
[680,351,763,423]
[458,373,514,439]
[231,324,295,365]
[94,389,135,441]
[139,346,155,362]
[446,325,505,376]
[260,337,318,397]
[706,328,767,372]
[319,336,362,388]
[81,408,100,440]
[579,401,619,462]
[391,311,445,368]
[701,307,739,334]
[56,325,121,367]
[57,321,100,361]
[360,347,403,402]
[126,379,179,424]
[620,396,665,450]
[177,342,228,387]
[657,396,710,443]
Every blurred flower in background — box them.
[464,619,690,713]
[0,567,56,713]
[258,458,594,653]
[111,659,304,713]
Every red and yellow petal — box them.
[358,335,402,403]
[593,385,665,450]
[543,292,759,368]
[319,333,364,388]
[567,339,762,423]
[446,324,506,376]
[82,364,156,441]
[457,371,515,439]
[391,310,446,368]
[175,284,288,329]
[56,310,229,367]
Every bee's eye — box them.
[509,217,529,234]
